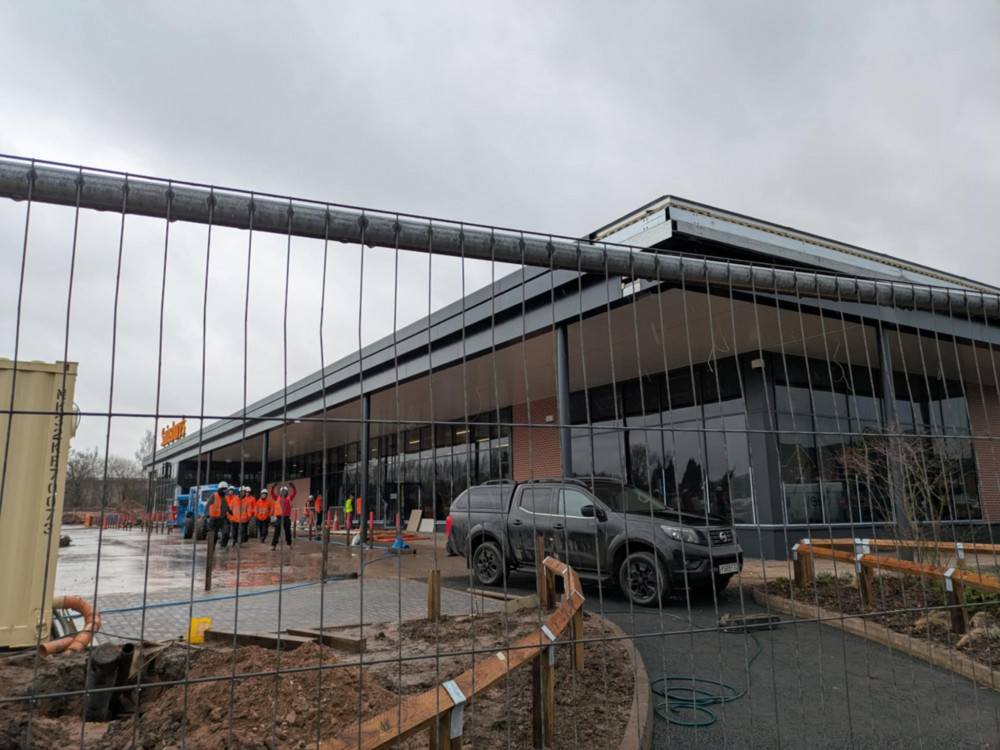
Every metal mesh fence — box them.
[2,155,1000,748]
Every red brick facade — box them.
[967,382,1000,522]
[511,396,563,482]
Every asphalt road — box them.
[446,570,1000,749]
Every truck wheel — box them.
[196,519,208,541]
[183,517,194,540]
[471,541,505,587]
[619,551,667,607]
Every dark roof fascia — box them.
[154,265,594,462]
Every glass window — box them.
[591,423,625,479]
[705,414,754,524]
[774,385,812,417]
[671,422,706,514]
[701,358,742,404]
[519,486,556,514]
[559,489,596,518]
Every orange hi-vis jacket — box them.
[314,496,322,514]
[208,492,224,518]
[240,494,255,523]
[270,484,296,516]
[255,496,272,521]
[225,493,240,523]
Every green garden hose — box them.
[605,610,765,728]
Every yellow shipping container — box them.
[0,359,78,649]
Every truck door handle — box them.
[552,523,565,531]
[511,519,523,526]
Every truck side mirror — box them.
[580,505,606,521]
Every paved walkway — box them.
[95,575,503,643]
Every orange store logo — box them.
[161,419,187,447]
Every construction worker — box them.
[345,494,354,528]
[255,489,272,542]
[239,486,254,543]
[314,494,324,537]
[207,481,229,544]
[222,486,239,548]
[271,484,296,550]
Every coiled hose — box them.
[605,609,764,728]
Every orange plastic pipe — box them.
[39,595,101,657]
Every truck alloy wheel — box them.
[472,541,504,587]
[619,551,666,607]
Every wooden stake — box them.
[541,645,555,746]
[531,647,555,748]
[793,545,814,588]
[535,537,554,609]
[857,563,875,608]
[948,579,969,635]
[531,655,543,749]
[429,708,451,750]
[427,569,442,621]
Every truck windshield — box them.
[588,483,667,513]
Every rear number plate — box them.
[718,562,739,575]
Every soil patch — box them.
[361,608,635,749]
[1,610,635,750]
[761,574,1000,670]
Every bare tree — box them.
[839,423,965,562]
[65,447,101,509]
[135,428,155,467]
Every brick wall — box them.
[511,396,563,481]
[966,382,1000,522]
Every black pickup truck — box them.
[446,477,742,606]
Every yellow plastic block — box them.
[188,617,211,644]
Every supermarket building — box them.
[149,197,1000,559]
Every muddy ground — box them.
[0,609,634,750]
[762,573,1000,670]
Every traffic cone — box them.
[332,514,340,532]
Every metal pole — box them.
[0,158,996,320]
[556,325,573,478]
[359,394,370,546]
[260,431,269,491]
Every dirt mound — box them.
[99,643,401,750]
[0,610,637,749]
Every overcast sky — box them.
[1,1,998,460]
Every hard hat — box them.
[261,489,268,496]
[227,487,235,494]
[218,481,229,490]
[280,486,289,496]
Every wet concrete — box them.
[54,525,468,598]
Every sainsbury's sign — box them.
[161,418,187,447]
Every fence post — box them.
[428,707,451,750]
[440,680,466,750]
[427,569,441,621]
[945,569,969,634]
[535,537,554,609]
[792,543,814,588]
[321,520,330,583]
[856,555,874,607]
[531,636,556,748]
[205,525,215,592]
